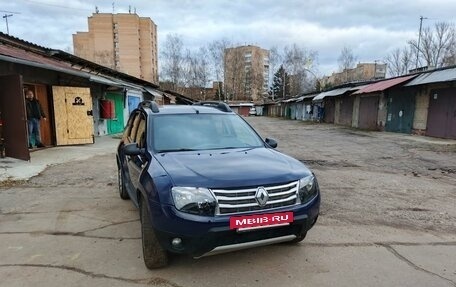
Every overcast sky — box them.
[1,0,456,76]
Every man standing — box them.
[25,90,46,148]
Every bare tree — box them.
[338,46,357,71]
[181,47,211,101]
[283,44,318,97]
[443,27,456,66]
[408,22,455,68]
[161,34,184,90]
[182,49,197,95]
[337,46,357,83]
[207,39,231,100]
[384,46,414,77]
[193,47,210,100]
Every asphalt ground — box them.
[0,116,455,287]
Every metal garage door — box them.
[358,95,379,130]
[0,75,29,160]
[426,88,456,139]
[339,96,354,126]
[385,90,415,134]
[324,98,335,123]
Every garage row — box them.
[0,33,192,161]
[264,66,456,140]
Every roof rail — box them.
[193,101,232,112]
[138,100,159,113]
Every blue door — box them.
[128,96,141,116]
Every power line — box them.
[0,10,20,14]
[21,0,92,11]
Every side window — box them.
[129,113,141,142]
[122,114,134,142]
[135,114,146,148]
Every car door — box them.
[126,112,148,206]
[119,112,138,201]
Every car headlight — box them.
[171,187,216,216]
[298,175,317,203]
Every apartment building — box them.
[224,45,269,101]
[321,62,387,88]
[73,13,158,84]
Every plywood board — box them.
[52,86,94,145]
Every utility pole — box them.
[1,10,20,34]
[2,14,13,34]
[303,67,320,91]
[415,16,427,70]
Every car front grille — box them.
[211,181,299,215]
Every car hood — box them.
[155,147,311,188]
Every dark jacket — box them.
[26,99,45,120]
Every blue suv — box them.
[116,101,320,268]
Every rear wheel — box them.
[118,166,130,200]
[140,195,168,269]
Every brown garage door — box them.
[358,95,379,130]
[324,98,335,123]
[0,75,29,161]
[339,96,354,126]
[426,88,456,139]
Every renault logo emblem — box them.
[255,187,269,207]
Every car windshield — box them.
[152,113,264,152]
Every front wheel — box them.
[118,166,130,200]
[289,231,307,244]
[140,195,168,269]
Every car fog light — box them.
[172,238,182,247]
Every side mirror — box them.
[265,138,278,148]
[123,143,145,156]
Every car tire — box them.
[118,166,130,200]
[289,231,307,244]
[140,195,168,269]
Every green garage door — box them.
[106,92,124,134]
[385,89,416,134]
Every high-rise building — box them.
[224,45,269,101]
[73,13,158,84]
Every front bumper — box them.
[147,192,320,257]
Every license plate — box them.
[229,212,294,230]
